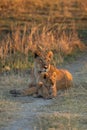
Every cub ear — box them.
[47,51,53,61]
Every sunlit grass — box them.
[0,23,86,72]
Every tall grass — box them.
[0,22,86,71]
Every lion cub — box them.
[37,66,73,99]
[37,71,57,99]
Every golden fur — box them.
[47,65,73,90]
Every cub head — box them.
[34,49,53,73]
[38,71,57,98]
[43,72,56,86]
[38,71,57,88]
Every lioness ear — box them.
[34,52,39,58]
[47,51,53,61]
[34,45,43,58]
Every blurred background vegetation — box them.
[0,0,87,71]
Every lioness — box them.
[9,47,53,97]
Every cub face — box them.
[38,71,57,99]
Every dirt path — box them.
[61,52,87,84]
[1,52,87,130]
[1,98,52,130]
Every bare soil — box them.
[0,52,87,130]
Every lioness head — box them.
[34,49,53,73]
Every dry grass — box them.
[0,24,86,71]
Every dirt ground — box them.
[0,52,87,130]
